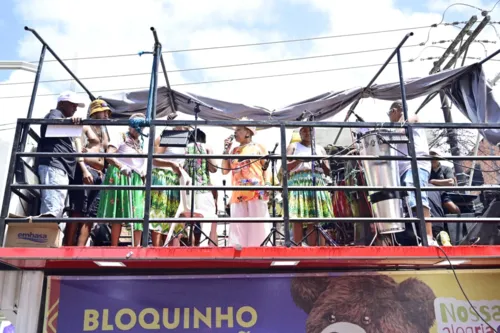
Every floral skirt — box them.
[97,165,145,231]
[288,170,334,226]
[150,168,183,234]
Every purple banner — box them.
[45,271,500,333]
[49,274,307,333]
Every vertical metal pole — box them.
[279,124,291,247]
[20,45,46,151]
[440,91,465,186]
[141,35,161,247]
[396,50,429,246]
[468,132,481,188]
[15,45,47,184]
[0,123,24,246]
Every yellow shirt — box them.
[229,142,269,204]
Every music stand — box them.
[159,129,190,147]
[261,148,290,246]
[171,103,217,246]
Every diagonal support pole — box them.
[333,32,413,145]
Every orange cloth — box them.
[229,143,269,204]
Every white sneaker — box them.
[427,236,439,247]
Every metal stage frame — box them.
[1,26,500,272]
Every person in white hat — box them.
[221,118,272,247]
[37,91,85,219]
[388,100,436,246]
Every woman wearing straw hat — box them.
[66,99,111,246]
[221,118,272,247]
[97,113,147,247]
[286,126,334,246]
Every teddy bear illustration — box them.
[290,274,436,333]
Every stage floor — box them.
[0,246,500,272]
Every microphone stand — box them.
[171,102,217,246]
[261,143,286,246]
[300,114,338,246]
[222,179,228,247]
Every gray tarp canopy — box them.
[100,63,500,145]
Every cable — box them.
[0,60,412,100]
[29,25,435,64]
[437,3,484,25]
[489,0,500,12]
[1,44,423,87]
[435,246,498,333]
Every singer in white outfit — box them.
[221,119,272,247]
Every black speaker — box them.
[459,201,500,245]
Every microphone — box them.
[224,134,234,151]
[262,143,279,171]
[223,179,226,186]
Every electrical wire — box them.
[435,246,498,333]
[0,60,412,100]
[0,44,423,87]
[29,25,436,64]
[437,3,484,26]
[489,0,500,13]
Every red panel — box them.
[0,246,499,271]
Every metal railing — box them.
[2,26,500,248]
[2,118,500,248]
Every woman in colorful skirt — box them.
[149,126,187,246]
[98,114,147,247]
[286,126,334,246]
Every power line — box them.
[0,60,411,100]
[1,44,423,87]
[29,25,436,64]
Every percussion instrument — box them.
[359,129,406,235]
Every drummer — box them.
[388,100,437,246]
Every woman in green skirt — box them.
[286,127,334,246]
[149,126,187,246]
[98,114,147,246]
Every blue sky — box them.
[0,0,22,81]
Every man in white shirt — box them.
[388,100,437,246]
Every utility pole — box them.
[423,15,490,186]
[489,72,500,86]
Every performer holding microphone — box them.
[221,118,272,247]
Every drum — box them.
[345,160,375,245]
[359,129,405,235]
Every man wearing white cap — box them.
[37,91,85,218]
[388,100,437,246]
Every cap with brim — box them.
[89,99,111,116]
[429,148,441,156]
[57,91,85,108]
